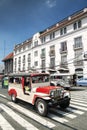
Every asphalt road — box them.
[0,84,87,130]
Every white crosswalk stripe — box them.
[8,102,55,129]
[71,101,87,107]
[8,102,68,123]
[48,113,68,123]
[0,90,87,129]
[66,107,84,115]
[0,114,15,130]
[0,104,39,130]
[50,108,77,119]
[71,99,87,104]
[0,94,6,98]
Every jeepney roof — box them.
[9,72,49,77]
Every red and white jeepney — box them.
[8,72,71,116]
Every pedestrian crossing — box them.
[0,90,87,130]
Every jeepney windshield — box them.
[32,75,49,83]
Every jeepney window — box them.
[9,77,21,84]
[24,77,30,86]
[32,75,49,83]
[9,77,14,83]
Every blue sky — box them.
[0,0,87,64]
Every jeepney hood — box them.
[36,86,59,94]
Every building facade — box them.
[2,52,13,75]
[14,8,87,78]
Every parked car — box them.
[50,79,71,90]
[76,78,87,86]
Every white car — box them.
[50,79,71,90]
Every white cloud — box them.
[46,0,56,8]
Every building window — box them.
[60,41,67,52]
[50,32,55,40]
[14,58,17,72]
[50,57,55,69]
[74,49,83,61]
[73,20,82,30]
[34,41,38,47]
[28,43,31,49]
[28,53,31,62]
[28,63,31,70]
[23,55,25,63]
[49,45,55,56]
[78,20,81,28]
[60,55,68,68]
[41,59,45,69]
[60,27,67,35]
[74,49,83,66]
[18,57,21,71]
[74,36,82,49]
[41,37,46,43]
[34,61,38,66]
[41,48,45,58]
[61,55,67,63]
[23,63,25,71]
[34,51,38,57]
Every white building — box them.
[14,8,87,78]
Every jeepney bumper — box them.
[48,93,71,107]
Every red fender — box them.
[8,89,17,97]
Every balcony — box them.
[60,62,68,69]
[60,48,67,54]
[73,44,83,50]
[74,60,83,66]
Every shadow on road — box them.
[70,86,86,91]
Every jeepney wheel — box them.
[36,99,48,116]
[11,94,17,103]
[59,100,70,109]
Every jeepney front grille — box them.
[50,89,63,98]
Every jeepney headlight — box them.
[61,88,64,93]
[63,91,71,98]
[50,91,54,98]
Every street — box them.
[0,85,87,130]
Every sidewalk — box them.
[0,82,9,99]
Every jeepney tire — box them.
[35,99,48,117]
[11,94,17,103]
[59,100,70,109]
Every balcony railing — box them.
[74,60,83,66]
[60,62,68,68]
[73,44,83,50]
[60,48,67,54]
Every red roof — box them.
[2,52,13,61]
